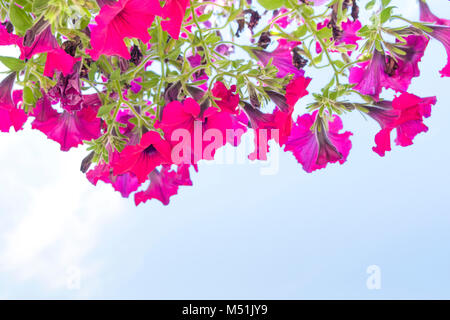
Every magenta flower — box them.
[134,165,193,206]
[425,26,450,77]
[242,103,282,160]
[88,0,163,60]
[211,81,240,113]
[48,62,84,111]
[349,50,387,99]
[112,131,172,183]
[349,39,428,100]
[43,48,80,78]
[316,19,362,55]
[161,0,190,40]
[391,34,429,81]
[284,111,353,173]
[157,98,246,163]
[371,92,437,156]
[285,76,311,108]
[31,95,102,151]
[252,39,304,78]
[87,162,140,198]
[0,73,27,132]
[419,0,450,26]
[0,21,21,46]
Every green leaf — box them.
[23,86,36,105]
[0,56,26,71]
[9,4,33,35]
[97,103,115,117]
[257,0,285,10]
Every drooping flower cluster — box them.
[0,0,447,206]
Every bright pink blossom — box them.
[87,162,140,198]
[157,98,246,163]
[161,0,190,40]
[0,22,20,46]
[0,73,27,132]
[211,81,240,113]
[134,165,193,206]
[316,19,362,55]
[31,95,102,151]
[285,111,353,173]
[88,0,163,60]
[113,131,172,183]
[371,93,437,156]
[252,39,304,78]
[425,25,450,77]
[419,1,450,26]
[285,76,311,108]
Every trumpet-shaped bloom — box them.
[371,93,437,156]
[88,0,163,60]
[211,81,240,113]
[285,111,353,173]
[419,1,450,26]
[134,165,194,206]
[0,73,27,132]
[161,0,190,40]
[252,39,304,78]
[31,95,102,151]
[87,162,140,198]
[285,76,311,108]
[425,25,450,77]
[112,131,172,183]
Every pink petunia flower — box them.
[316,19,362,55]
[284,111,353,173]
[252,39,305,78]
[211,81,240,114]
[419,0,450,26]
[88,0,163,60]
[87,162,141,198]
[134,165,194,206]
[371,92,437,156]
[31,94,102,151]
[0,73,27,132]
[161,0,190,40]
[0,21,21,46]
[157,98,246,163]
[424,25,450,77]
[112,131,172,183]
[285,76,312,108]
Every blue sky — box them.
[0,0,449,299]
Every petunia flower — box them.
[349,41,428,100]
[87,0,163,60]
[242,102,281,160]
[112,131,172,183]
[161,0,190,40]
[48,62,83,111]
[211,81,240,113]
[316,19,362,55]
[371,92,437,156]
[388,34,429,84]
[252,39,305,78]
[418,0,450,26]
[285,76,312,108]
[284,111,353,173]
[157,98,246,163]
[87,162,140,198]
[424,25,450,77]
[0,73,27,132]
[134,165,194,206]
[31,94,102,151]
[0,21,21,46]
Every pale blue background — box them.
[0,0,449,299]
